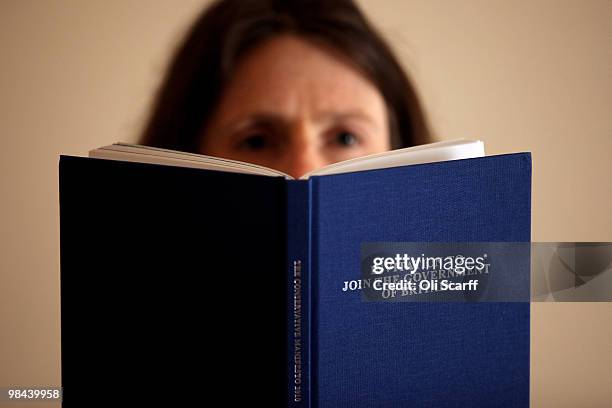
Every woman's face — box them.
[200,35,390,178]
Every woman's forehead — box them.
[213,35,387,122]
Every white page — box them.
[90,143,290,178]
[301,140,485,179]
[89,140,485,180]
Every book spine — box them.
[287,180,310,407]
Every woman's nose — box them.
[280,125,326,178]
[282,145,326,179]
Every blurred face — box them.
[200,35,390,178]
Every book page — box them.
[89,143,291,178]
[301,140,485,179]
[89,140,484,180]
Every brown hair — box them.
[141,0,428,152]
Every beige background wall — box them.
[0,1,610,406]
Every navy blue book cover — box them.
[60,152,530,406]
[304,153,531,407]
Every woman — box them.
[141,0,428,179]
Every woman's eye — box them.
[239,134,268,150]
[334,131,359,147]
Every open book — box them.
[59,139,531,406]
[89,139,485,178]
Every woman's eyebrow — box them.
[220,113,289,134]
[218,110,378,137]
[315,110,378,125]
